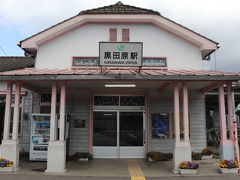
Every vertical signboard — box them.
[99,42,143,67]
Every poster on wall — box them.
[152,113,169,139]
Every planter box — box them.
[179,169,197,175]
[78,158,89,161]
[0,166,14,172]
[201,154,213,160]
[219,167,239,174]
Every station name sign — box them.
[99,42,143,67]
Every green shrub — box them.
[192,152,202,160]
[146,151,173,161]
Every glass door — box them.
[93,111,118,158]
[93,110,145,158]
[119,111,145,158]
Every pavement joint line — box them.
[127,160,146,180]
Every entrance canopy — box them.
[0,67,239,81]
[0,67,239,93]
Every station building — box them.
[0,2,240,173]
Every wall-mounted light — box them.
[104,84,136,88]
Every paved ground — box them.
[0,174,240,180]
[1,158,239,180]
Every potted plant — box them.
[72,152,93,161]
[201,148,213,160]
[146,151,158,161]
[0,158,14,172]
[179,161,199,175]
[219,160,239,174]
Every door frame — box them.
[92,109,146,158]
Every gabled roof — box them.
[79,1,161,15]
[20,2,219,59]
[0,56,34,72]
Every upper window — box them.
[94,95,145,106]
[109,28,117,41]
[122,29,129,42]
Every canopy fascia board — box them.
[0,74,238,81]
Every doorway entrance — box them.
[93,110,145,158]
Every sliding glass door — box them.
[93,110,145,158]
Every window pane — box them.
[119,112,143,146]
[40,94,60,103]
[93,111,117,146]
[110,28,117,41]
[122,29,129,42]
[120,96,145,106]
[94,96,119,106]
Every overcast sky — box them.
[0,0,239,72]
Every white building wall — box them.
[19,89,206,155]
[149,92,207,153]
[36,24,202,70]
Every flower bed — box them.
[179,161,199,175]
[219,160,239,174]
[0,158,13,168]
[219,160,239,168]
[0,158,14,172]
[146,151,172,161]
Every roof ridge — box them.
[78,2,161,15]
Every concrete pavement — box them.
[1,158,240,179]
[0,174,240,180]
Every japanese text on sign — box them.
[99,42,143,67]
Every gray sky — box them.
[0,0,239,72]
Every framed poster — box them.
[152,113,170,139]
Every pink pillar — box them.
[174,84,180,143]
[59,81,66,142]
[50,81,57,141]
[218,85,227,144]
[88,96,93,154]
[183,82,190,142]
[3,81,13,140]
[12,82,21,140]
[147,95,152,152]
[227,83,234,139]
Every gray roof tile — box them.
[79,1,161,15]
[0,56,34,72]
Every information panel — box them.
[99,42,143,67]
